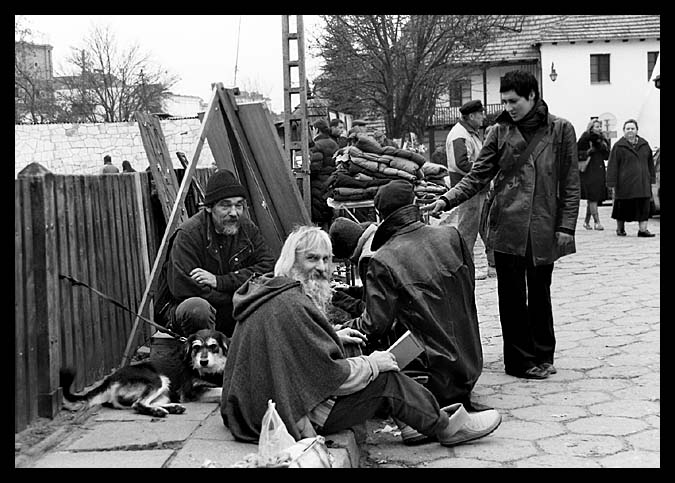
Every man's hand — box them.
[368,350,399,373]
[190,268,217,288]
[419,198,447,218]
[336,327,368,347]
[555,232,575,252]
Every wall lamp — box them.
[549,62,558,82]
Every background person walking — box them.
[607,119,656,237]
[578,119,610,230]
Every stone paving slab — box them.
[32,449,175,468]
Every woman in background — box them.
[606,119,656,237]
[577,119,610,230]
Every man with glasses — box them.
[156,169,275,337]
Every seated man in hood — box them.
[220,225,501,447]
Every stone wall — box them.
[14,118,216,178]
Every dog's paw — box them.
[148,407,169,417]
[166,404,186,414]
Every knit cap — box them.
[374,180,415,220]
[204,170,247,205]
[329,217,371,259]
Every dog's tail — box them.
[59,367,108,403]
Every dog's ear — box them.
[215,331,229,353]
[183,334,196,361]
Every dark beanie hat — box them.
[374,180,415,220]
[329,217,371,259]
[204,170,247,205]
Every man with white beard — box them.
[220,225,502,447]
[155,169,275,337]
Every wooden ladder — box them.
[281,15,312,216]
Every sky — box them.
[19,15,325,114]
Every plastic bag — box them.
[258,399,296,466]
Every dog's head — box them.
[183,329,229,376]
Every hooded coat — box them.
[440,101,580,266]
[351,204,483,406]
[221,274,351,442]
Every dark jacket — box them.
[222,274,350,442]
[309,133,339,223]
[606,136,655,199]
[350,204,483,406]
[163,209,275,336]
[441,103,580,266]
[577,130,609,202]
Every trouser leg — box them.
[174,297,216,336]
[526,262,555,365]
[494,251,537,373]
[455,194,483,261]
[320,372,448,437]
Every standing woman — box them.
[578,119,610,230]
[606,119,656,237]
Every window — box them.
[647,51,659,80]
[448,79,471,107]
[590,54,610,83]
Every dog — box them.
[59,362,187,418]
[178,328,229,402]
[59,329,229,416]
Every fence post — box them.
[28,171,62,418]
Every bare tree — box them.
[311,15,524,139]
[57,25,179,122]
[15,16,61,123]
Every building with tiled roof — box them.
[428,15,660,153]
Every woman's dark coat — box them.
[577,130,609,202]
[606,136,655,200]
[309,134,339,223]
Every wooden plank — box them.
[99,176,122,363]
[83,175,104,379]
[133,174,153,343]
[73,176,94,384]
[35,173,61,418]
[238,102,312,232]
[15,180,28,432]
[92,175,113,373]
[64,176,85,390]
[22,178,39,425]
[121,90,220,365]
[110,174,133,357]
[55,176,75,371]
[122,175,144,349]
[216,86,286,256]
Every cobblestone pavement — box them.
[359,202,660,468]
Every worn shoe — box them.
[539,362,557,375]
[594,223,604,231]
[505,366,549,379]
[583,222,593,230]
[637,230,655,237]
[437,403,502,447]
[616,229,627,236]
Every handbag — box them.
[578,156,590,173]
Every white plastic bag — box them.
[258,399,296,466]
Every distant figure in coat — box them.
[607,119,656,237]
[577,119,610,230]
[122,160,136,173]
[309,119,339,229]
[101,155,119,174]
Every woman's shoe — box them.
[539,362,557,375]
[616,229,627,236]
[505,366,549,380]
[638,230,655,237]
[594,223,604,231]
[583,222,593,230]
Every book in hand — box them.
[386,330,424,369]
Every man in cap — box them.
[155,169,275,337]
[309,119,339,229]
[443,99,494,278]
[338,180,485,421]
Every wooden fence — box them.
[15,168,213,433]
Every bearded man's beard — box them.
[215,216,240,236]
[291,267,333,316]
